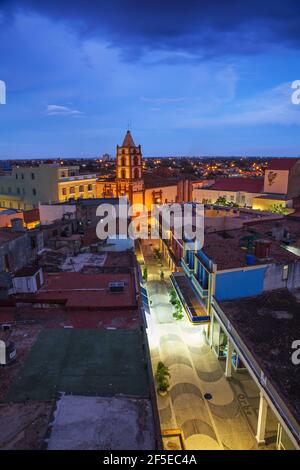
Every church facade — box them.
[96,131,195,209]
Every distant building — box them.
[0,163,97,210]
[193,158,300,212]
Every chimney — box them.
[11,218,25,232]
[254,239,272,259]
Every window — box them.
[22,188,25,194]
[282,265,289,281]
[79,185,84,192]
[15,173,18,179]
[88,184,92,191]
[21,173,24,179]
[4,254,10,272]
[17,187,20,194]
[134,155,139,166]
[62,188,67,196]
[32,188,36,196]
[69,187,75,194]
[31,172,35,180]
[134,168,139,179]
[121,169,126,179]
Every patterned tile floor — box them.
[140,241,259,450]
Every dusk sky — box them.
[0,0,300,158]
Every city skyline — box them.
[0,1,300,158]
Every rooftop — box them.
[30,272,136,309]
[47,395,156,450]
[122,130,136,147]
[202,220,300,270]
[208,177,264,193]
[0,228,26,244]
[268,158,299,171]
[219,289,300,428]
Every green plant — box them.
[142,266,148,282]
[216,196,227,206]
[169,288,177,305]
[270,203,289,215]
[155,361,171,394]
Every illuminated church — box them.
[96,130,194,208]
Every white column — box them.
[225,338,234,378]
[208,309,214,347]
[256,391,268,445]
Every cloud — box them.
[1,1,300,61]
[179,82,300,128]
[46,104,82,116]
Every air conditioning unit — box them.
[0,340,17,366]
[108,281,125,293]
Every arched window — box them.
[121,169,126,179]
[134,155,139,166]
[134,168,139,179]
[121,157,126,166]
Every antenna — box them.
[127,120,132,131]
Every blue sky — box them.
[0,0,300,158]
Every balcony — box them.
[171,272,210,324]
[181,258,194,277]
[58,174,97,182]
[191,273,209,299]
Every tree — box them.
[216,196,227,206]
[155,361,171,395]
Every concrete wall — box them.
[215,267,266,301]
[193,188,259,207]
[13,268,43,293]
[39,203,76,225]
[263,261,300,291]
[144,185,178,209]
[0,233,34,273]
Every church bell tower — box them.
[116,130,144,205]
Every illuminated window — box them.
[70,187,75,194]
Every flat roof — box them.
[6,328,150,401]
[47,395,156,450]
[202,220,300,270]
[219,289,300,427]
[32,272,136,309]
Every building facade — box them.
[0,164,97,210]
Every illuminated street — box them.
[140,240,258,450]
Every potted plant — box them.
[169,288,177,305]
[155,361,171,396]
[142,266,148,282]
